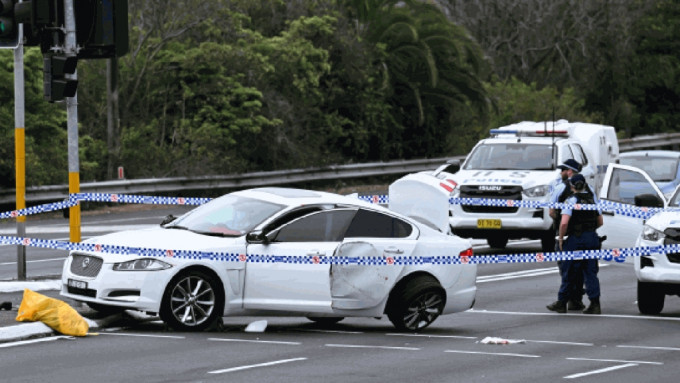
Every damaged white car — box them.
[61,185,477,332]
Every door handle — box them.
[384,247,404,254]
[307,251,325,256]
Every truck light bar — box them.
[490,129,569,137]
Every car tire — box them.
[160,269,224,332]
[487,236,508,249]
[541,230,556,252]
[637,281,665,315]
[387,275,445,332]
[306,316,344,325]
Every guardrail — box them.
[2,133,679,205]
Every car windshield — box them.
[166,194,285,237]
[619,156,680,182]
[463,143,556,170]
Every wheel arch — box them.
[385,271,445,314]
[163,264,227,309]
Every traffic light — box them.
[43,53,78,102]
[0,0,18,48]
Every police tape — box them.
[0,192,675,266]
[0,234,670,265]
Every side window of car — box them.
[570,144,588,167]
[344,209,413,238]
[271,209,357,242]
[560,144,575,164]
[606,167,659,205]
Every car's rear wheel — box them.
[160,270,224,331]
[637,281,665,315]
[387,275,445,331]
[306,317,344,325]
[487,236,508,249]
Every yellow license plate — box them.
[477,219,501,229]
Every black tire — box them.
[541,230,556,252]
[637,281,665,315]
[160,269,224,332]
[487,236,508,249]
[85,302,125,315]
[306,317,344,325]
[387,275,445,332]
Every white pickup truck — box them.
[434,120,619,251]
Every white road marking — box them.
[526,339,593,347]
[477,264,610,283]
[0,224,153,235]
[208,357,307,374]
[466,309,680,322]
[0,257,64,266]
[208,338,301,345]
[564,363,638,379]
[0,335,74,348]
[617,344,680,351]
[297,329,363,334]
[566,357,662,365]
[386,333,477,340]
[325,343,420,351]
[97,332,185,339]
[445,349,540,358]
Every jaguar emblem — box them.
[81,257,91,269]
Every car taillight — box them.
[459,248,473,257]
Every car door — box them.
[243,209,356,313]
[599,164,667,250]
[331,209,416,311]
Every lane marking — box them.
[466,309,680,322]
[97,332,185,339]
[566,357,662,365]
[208,357,307,374]
[477,264,610,283]
[445,349,540,358]
[296,329,363,334]
[564,363,638,379]
[325,343,420,351]
[525,339,593,347]
[1,257,65,266]
[208,338,301,345]
[386,333,477,340]
[0,335,74,348]
[617,344,680,351]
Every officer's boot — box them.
[583,298,601,315]
[547,300,567,313]
[567,299,585,311]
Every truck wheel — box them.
[637,281,665,315]
[387,275,445,331]
[541,230,556,252]
[487,236,508,249]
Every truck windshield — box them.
[463,143,556,170]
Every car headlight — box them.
[641,225,665,242]
[523,185,551,198]
[113,258,173,271]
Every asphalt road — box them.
[2,207,680,382]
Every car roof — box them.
[232,187,385,211]
[620,150,680,159]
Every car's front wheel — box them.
[160,269,224,331]
[387,275,445,331]
[637,281,665,315]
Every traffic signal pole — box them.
[14,23,26,281]
[64,0,80,242]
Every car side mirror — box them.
[634,194,664,208]
[246,230,269,244]
[433,159,461,176]
[160,214,176,226]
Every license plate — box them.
[68,279,87,289]
[477,219,501,229]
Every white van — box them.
[435,120,619,251]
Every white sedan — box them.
[61,186,477,332]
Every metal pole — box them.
[64,0,80,242]
[14,22,26,281]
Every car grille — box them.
[459,185,522,213]
[70,253,103,277]
[663,228,680,264]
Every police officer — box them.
[547,174,603,314]
[548,159,585,310]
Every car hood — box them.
[645,212,680,232]
[82,227,243,257]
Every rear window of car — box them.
[344,209,413,238]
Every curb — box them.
[0,312,124,345]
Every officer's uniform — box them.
[547,174,602,314]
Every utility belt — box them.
[566,222,598,237]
